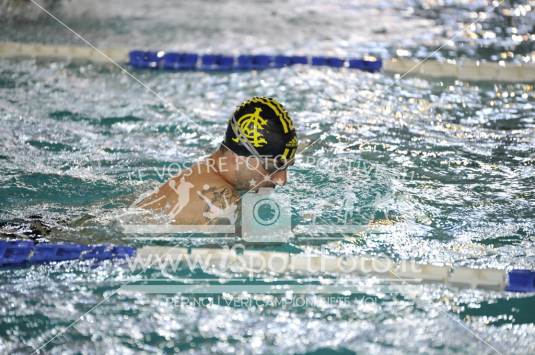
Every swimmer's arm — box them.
[135,181,174,210]
[198,185,241,227]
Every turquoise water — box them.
[1,0,535,354]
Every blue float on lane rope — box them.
[128,50,382,73]
[201,54,234,71]
[506,269,535,292]
[161,52,198,70]
[0,240,135,267]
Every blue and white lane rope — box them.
[127,50,382,72]
[2,42,535,82]
[1,240,534,293]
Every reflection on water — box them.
[0,0,534,353]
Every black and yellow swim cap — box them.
[223,97,298,163]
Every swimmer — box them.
[136,97,298,226]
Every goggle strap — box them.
[230,115,291,173]
[229,115,263,159]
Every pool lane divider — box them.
[0,240,134,266]
[1,41,534,82]
[1,240,534,293]
[127,50,381,72]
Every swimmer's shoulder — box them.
[136,160,240,217]
[170,163,240,225]
[189,169,239,202]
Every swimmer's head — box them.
[223,96,298,165]
[219,97,298,190]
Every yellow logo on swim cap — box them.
[231,107,268,148]
[234,97,294,133]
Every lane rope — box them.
[1,240,533,292]
[2,41,534,81]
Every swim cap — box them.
[223,97,298,163]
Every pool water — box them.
[1,0,535,354]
